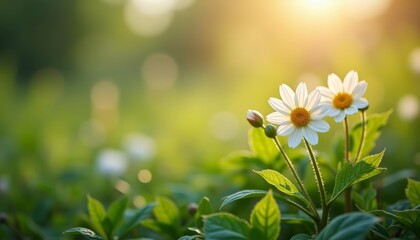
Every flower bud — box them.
[264,124,277,138]
[246,110,264,128]
[187,203,198,216]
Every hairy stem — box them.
[355,110,367,162]
[272,137,319,220]
[304,138,329,230]
[343,117,350,164]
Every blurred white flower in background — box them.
[397,94,419,121]
[123,133,156,161]
[96,149,128,176]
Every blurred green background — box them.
[0,0,419,237]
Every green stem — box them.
[304,138,329,230]
[355,110,367,162]
[272,137,319,220]
[343,117,350,164]
[343,116,353,212]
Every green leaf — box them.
[249,128,279,164]
[117,203,155,238]
[87,195,107,237]
[291,234,314,240]
[63,227,104,240]
[107,196,128,235]
[352,184,377,211]
[330,151,385,204]
[371,208,420,238]
[316,213,379,240]
[154,196,180,226]
[254,169,299,195]
[350,110,392,159]
[406,179,420,207]
[203,213,250,240]
[250,190,280,240]
[178,235,202,240]
[195,197,213,228]
[220,190,268,209]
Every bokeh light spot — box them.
[142,53,178,89]
[409,47,420,74]
[91,81,119,111]
[114,179,131,194]
[138,169,152,183]
[397,94,419,121]
[133,195,146,208]
[96,149,128,176]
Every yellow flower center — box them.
[333,93,353,110]
[290,107,310,127]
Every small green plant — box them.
[63,70,420,240]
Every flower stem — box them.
[355,110,367,162]
[304,138,329,230]
[343,116,350,164]
[272,137,319,220]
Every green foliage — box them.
[63,227,103,240]
[254,169,299,196]
[249,190,280,240]
[249,128,279,165]
[371,207,420,238]
[117,203,156,238]
[350,110,392,160]
[203,213,250,240]
[316,213,379,240]
[352,184,377,211]
[195,197,214,228]
[220,189,268,209]
[290,233,314,240]
[405,178,420,207]
[87,195,108,238]
[330,151,386,204]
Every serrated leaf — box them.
[249,128,279,164]
[154,196,180,226]
[195,197,213,228]
[87,195,107,237]
[350,110,392,159]
[406,179,420,207]
[316,213,379,240]
[250,190,280,240]
[220,190,268,209]
[254,169,299,195]
[330,151,385,204]
[203,213,250,240]
[63,227,103,240]
[117,203,155,238]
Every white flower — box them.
[96,149,128,176]
[267,82,330,148]
[318,70,368,122]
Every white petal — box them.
[279,84,296,109]
[353,98,368,109]
[295,82,308,107]
[334,111,347,122]
[351,81,367,98]
[328,73,343,94]
[306,89,321,110]
[310,105,329,119]
[268,98,291,115]
[345,105,358,115]
[327,107,340,117]
[303,127,318,145]
[267,112,290,125]
[288,128,303,148]
[318,86,335,100]
[308,120,329,133]
[343,70,358,93]
[277,124,296,136]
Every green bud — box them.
[264,124,277,138]
[246,110,264,128]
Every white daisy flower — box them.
[267,82,330,148]
[318,70,369,122]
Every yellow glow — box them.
[138,169,152,183]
